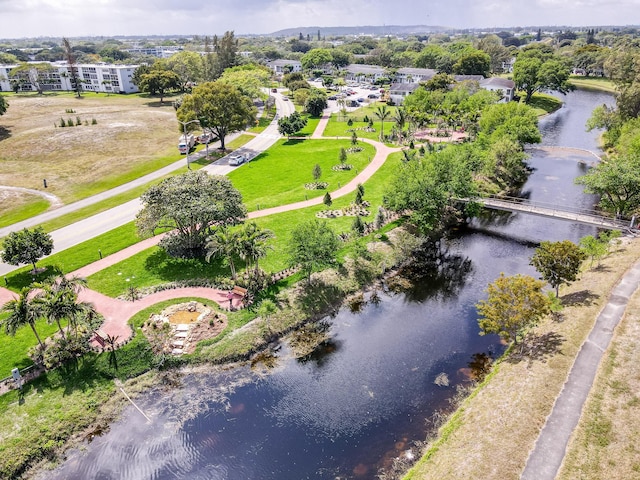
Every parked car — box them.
[197,132,214,144]
[282,96,289,101]
[368,93,380,99]
[328,95,338,100]
[271,88,277,93]
[357,97,365,103]
[228,154,246,166]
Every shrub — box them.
[91,118,97,125]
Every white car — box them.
[228,154,246,166]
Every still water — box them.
[46,89,614,480]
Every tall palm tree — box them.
[206,228,241,280]
[34,276,89,339]
[239,222,275,277]
[1,287,45,349]
[374,105,391,141]
[393,107,407,131]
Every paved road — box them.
[521,259,640,480]
[0,93,293,277]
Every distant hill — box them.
[269,25,448,37]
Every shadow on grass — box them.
[282,139,306,146]
[561,289,599,307]
[0,125,12,141]
[6,264,64,291]
[143,249,228,282]
[508,331,565,365]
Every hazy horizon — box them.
[1,0,639,40]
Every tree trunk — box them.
[30,322,45,349]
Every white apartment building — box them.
[0,62,139,94]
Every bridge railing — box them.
[481,196,631,229]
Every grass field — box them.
[528,92,563,116]
[0,92,181,203]
[0,192,50,228]
[228,139,375,212]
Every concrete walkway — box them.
[521,259,640,480]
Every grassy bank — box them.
[404,237,640,480]
[558,276,640,479]
[569,76,617,93]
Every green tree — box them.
[579,235,608,268]
[575,153,640,216]
[0,96,7,116]
[305,89,328,117]
[239,222,275,276]
[137,171,246,258]
[1,227,53,273]
[277,111,307,138]
[375,104,391,141]
[323,192,332,207]
[513,56,573,103]
[34,276,88,339]
[288,219,340,283]
[177,81,257,150]
[205,227,241,280]
[530,240,586,297]
[166,51,204,92]
[478,101,541,146]
[212,31,239,78]
[453,50,491,76]
[1,287,45,349]
[220,65,270,99]
[138,69,181,103]
[301,48,332,70]
[476,274,550,345]
[312,163,322,182]
[384,146,478,235]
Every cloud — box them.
[0,0,638,39]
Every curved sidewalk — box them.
[521,259,640,479]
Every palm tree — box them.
[206,228,241,280]
[393,107,407,131]
[34,276,89,339]
[374,105,391,141]
[1,287,45,349]
[239,222,275,277]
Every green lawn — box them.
[323,102,397,141]
[248,109,276,134]
[0,197,50,229]
[297,116,322,136]
[4,223,141,292]
[527,93,563,116]
[569,76,617,93]
[228,139,375,212]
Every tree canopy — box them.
[304,88,328,116]
[277,111,308,137]
[137,68,181,103]
[530,240,586,297]
[177,80,256,150]
[288,219,339,282]
[136,171,246,258]
[1,227,53,272]
[513,54,573,103]
[477,273,550,345]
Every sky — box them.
[1,0,639,39]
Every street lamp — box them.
[178,119,200,170]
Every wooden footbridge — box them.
[474,196,633,232]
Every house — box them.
[502,57,516,73]
[0,62,139,94]
[395,67,437,84]
[266,59,302,75]
[388,82,420,105]
[343,64,386,84]
[479,77,515,102]
[124,46,182,58]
